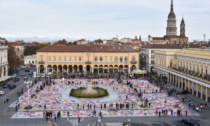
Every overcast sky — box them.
[0,0,209,41]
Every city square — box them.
[0,0,210,125]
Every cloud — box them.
[0,0,209,41]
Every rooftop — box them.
[37,44,139,52]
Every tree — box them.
[54,39,67,45]
[8,45,22,71]
[24,43,49,56]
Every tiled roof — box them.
[8,42,24,46]
[37,45,139,52]
[142,44,183,49]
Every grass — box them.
[70,87,109,98]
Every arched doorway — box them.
[40,65,44,73]
[58,65,62,73]
[124,65,128,73]
[63,65,67,73]
[68,65,72,73]
[99,65,103,74]
[131,65,136,72]
[53,65,57,73]
[86,65,91,73]
[104,65,108,73]
[74,65,77,73]
[79,65,83,73]
[109,65,113,74]
[119,65,123,73]
[47,65,52,73]
[94,65,98,74]
[114,65,118,73]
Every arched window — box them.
[125,56,128,63]
[95,56,98,62]
[100,56,103,62]
[132,56,135,61]
[115,56,118,62]
[120,56,123,62]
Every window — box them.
[125,56,128,62]
[48,56,51,61]
[120,56,123,62]
[59,56,61,61]
[69,56,72,61]
[54,56,56,61]
[132,56,135,61]
[105,56,107,62]
[95,56,98,62]
[87,56,90,61]
[64,56,66,61]
[75,56,77,61]
[40,55,43,61]
[115,56,118,62]
[110,56,112,62]
[100,56,103,62]
[79,56,82,61]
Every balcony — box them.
[85,61,92,64]
[38,61,45,64]
[130,61,137,64]
[162,65,210,83]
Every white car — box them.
[0,91,5,95]
[12,74,17,78]
[41,74,45,78]
[36,74,40,78]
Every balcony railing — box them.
[130,61,137,64]
[38,61,45,64]
[158,65,210,83]
[85,61,91,64]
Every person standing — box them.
[54,114,57,122]
[186,110,188,116]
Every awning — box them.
[132,69,147,75]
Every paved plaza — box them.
[10,79,197,118]
[1,77,210,126]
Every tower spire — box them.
[171,0,174,12]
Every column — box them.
[57,66,58,74]
[196,83,198,97]
[205,87,208,102]
[67,66,69,73]
[208,65,210,75]
[192,82,194,95]
[180,77,183,90]
[201,85,203,100]
[128,64,131,73]
[178,77,180,88]
[188,80,190,91]
[46,67,48,74]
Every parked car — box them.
[14,77,19,82]
[182,118,200,126]
[9,84,16,89]
[25,69,30,72]
[23,76,28,80]
[3,83,11,88]
[21,73,25,76]
[0,91,5,95]
[41,74,45,78]
[12,74,17,78]
[36,74,40,78]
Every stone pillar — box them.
[208,65,210,75]
[201,85,203,100]
[178,77,180,88]
[205,87,208,102]
[196,83,198,97]
[188,80,190,91]
[128,64,130,74]
[181,78,183,90]
[192,82,194,95]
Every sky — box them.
[0,0,209,41]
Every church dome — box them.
[168,12,176,19]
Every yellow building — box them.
[36,44,139,74]
[154,48,210,102]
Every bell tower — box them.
[180,17,185,37]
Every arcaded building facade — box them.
[36,44,139,74]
